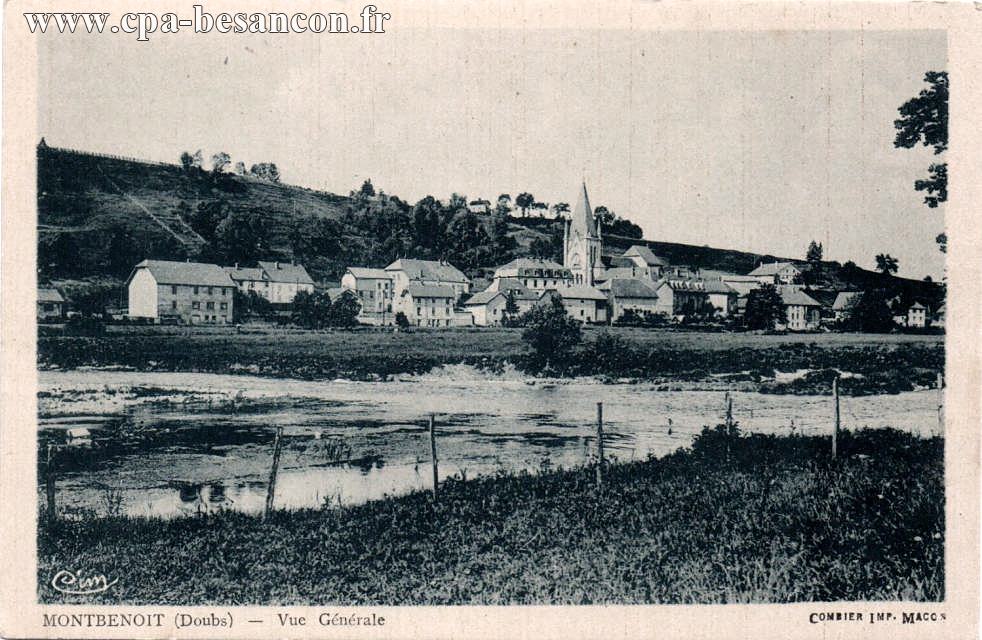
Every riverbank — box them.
[37,327,944,395]
[38,427,943,604]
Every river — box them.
[37,368,939,518]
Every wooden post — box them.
[596,402,604,489]
[725,392,733,434]
[45,445,56,526]
[832,377,840,462]
[263,426,283,522]
[429,414,439,502]
[937,372,944,436]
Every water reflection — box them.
[38,369,940,519]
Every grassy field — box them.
[38,326,944,393]
[37,427,943,605]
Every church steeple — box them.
[563,182,602,286]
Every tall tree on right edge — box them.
[894,71,948,252]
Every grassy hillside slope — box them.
[38,144,942,309]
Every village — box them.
[38,182,945,334]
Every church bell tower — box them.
[563,182,602,286]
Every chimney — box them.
[234,262,239,270]
[275,261,280,269]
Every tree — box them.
[215,210,269,263]
[250,162,281,183]
[502,291,520,326]
[594,205,613,226]
[179,151,194,173]
[521,295,582,372]
[233,161,246,175]
[211,152,231,174]
[359,179,376,197]
[552,202,570,218]
[488,211,516,264]
[744,284,784,330]
[894,71,947,251]
[291,290,333,329]
[806,240,823,263]
[327,289,361,327]
[191,150,204,169]
[515,192,535,217]
[395,311,410,328]
[875,253,899,276]
[233,288,273,322]
[496,194,512,216]
[843,290,895,333]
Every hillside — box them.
[37,144,943,309]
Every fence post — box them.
[429,414,439,502]
[263,426,284,522]
[937,372,944,436]
[596,402,604,489]
[832,377,840,462]
[45,445,56,527]
[725,392,733,434]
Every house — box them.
[386,259,470,309]
[492,258,572,292]
[597,278,660,323]
[703,279,738,317]
[907,301,928,328]
[620,245,668,279]
[831,292,862,322]
[934,303,946,329]
[462,290,509,326]
[748,262,802,285]
[467,199,491,214]
[779,288,822,331]
[700,271,760,314]
[451,310,475,327]
[485,278,540,314]
[224,261,315,304]
[37,287,65,322]
[341,267,394,325]
[402,284,458,327]
[544,286,608,324]
[651,278,711,318]
[128,259,235,324]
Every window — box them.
[220,302,228,311]
[171,285,177,294]
[192,301,200,310]
[43,303,54,312]
[193,286,199,295]
[207,287,213,295]
[171,301,177,310]
[222,288,227,296]
[206,302,215,310]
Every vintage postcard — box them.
[1,0,980,638]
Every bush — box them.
[63,315,105,336]
[520,296,582,372]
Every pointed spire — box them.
[571,182,596,237]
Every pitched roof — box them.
[701,279,737,294]
[462,290,505,306]
[346,267,390,279]
[406,284,457,299]
[596,267,643,281]
[597,278,660,299]
[570,182,597,237]
[623,245,668,267]
[909,301,928,310]
[655,278,708,292]
[492,278,539,300]
[257,261,315,285]
[749,262,800,277]
[386,259,469,283]
[832,291,862,311]
[780,289,822,307]
[556,285,607,301]
[38,288,64,303]
[495,257,567,273]
[129,259,235,287]
[224,266,266,281]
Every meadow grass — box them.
[38,427,943,605]
[38,326,943,393]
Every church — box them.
[563,183,603,286]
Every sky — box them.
[38,27,947,279]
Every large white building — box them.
[224,261,315,304]
[492,258,572,292]
[340,267,394,325]
[128,259,235,324]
